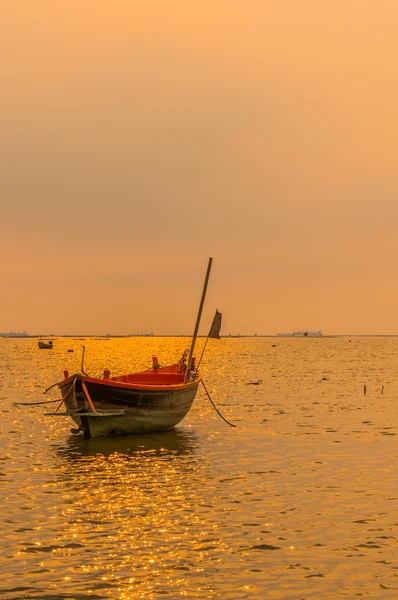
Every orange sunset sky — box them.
[2,1,398,336]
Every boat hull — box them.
[38,342,53,349]
[59,375,200,437]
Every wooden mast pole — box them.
[184,257,213,383]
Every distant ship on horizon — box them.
[276,330,323,337]
[0,331,29,337]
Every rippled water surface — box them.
[1,336,398,599]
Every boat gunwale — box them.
[59,372,201,393]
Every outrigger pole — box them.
[184,257,213,384]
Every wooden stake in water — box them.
[184,257,213,384]
[81,345,87,375]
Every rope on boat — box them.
[43,381,63,395]
[15,377,77,407]
[201,378,237,428]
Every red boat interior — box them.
[113,372,186,385]
[61,356,198,388]
[109,359,195,386]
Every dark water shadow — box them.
[53,427,199,462]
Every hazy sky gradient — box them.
[2,1,398,335]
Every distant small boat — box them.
[276,330,323,338]
[38,341,53,349]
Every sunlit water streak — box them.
[0,336,397,599]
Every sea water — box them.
[0,336,397,599]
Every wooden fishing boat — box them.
[47,354,200,437]
[44,257,222,437]
[38,340,53,349]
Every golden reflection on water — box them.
[1,336,398,598]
